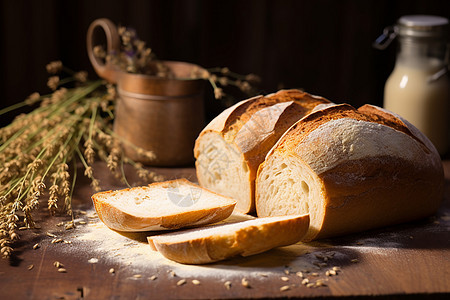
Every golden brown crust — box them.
[92,179,236,232]
[149,214,310,264]
[194,90,331,214]
[315,156,444,239]
[223,90,330,143]
[256,102,444,241]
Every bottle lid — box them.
[398,15,449,39]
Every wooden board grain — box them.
[1,161,449,299]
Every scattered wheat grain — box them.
[241,278,250,288]
[224,281,232,290]
[177,279,187,286]
[280,285,290,292]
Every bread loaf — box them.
[256,104,444,240]
[148,214,309,264]
[92,179,236,232]
[194,89,331,213]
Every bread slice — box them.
[148,214,310,264]
[194,89,331,214]
[92,179,236,232]
[256,104,444,241]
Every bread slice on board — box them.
[148,214,310,264]
[92,179,236,232]
[256,104,444,241]
[194,89,331,214]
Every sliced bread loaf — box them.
[194,89,331,214]
[148,214,310,264]
[256,104,444,241]
[92,179,236,232]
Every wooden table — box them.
[1,161,449,299]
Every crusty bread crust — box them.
[194,90,331,213]
[92,179,236,232]
[256,104,444,240]
[148,214,310,264]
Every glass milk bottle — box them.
[375,15,450,155]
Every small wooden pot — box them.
[87,18,205,166]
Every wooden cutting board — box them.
[1,161,449,299]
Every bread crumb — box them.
[58,268,67,273]
[281,276,289,282]
[53,261,64,268]
[296,271,304,278]
[33,243,40,250]
[28,264,34,270]
[149,275,157,280]
[88,258,99,264]
[133,274,142,279]
[301,278,309,285]
[192,279,201,285]
[109,268,115,274]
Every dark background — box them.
[1,0,449,126]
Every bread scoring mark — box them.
[200,96,258,136]
[222,90,330,143]
[234,101,293,153]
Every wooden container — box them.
[87,18,205,166]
